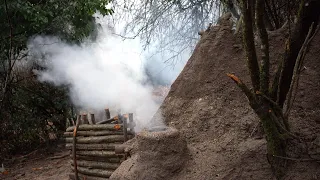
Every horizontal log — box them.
[69,173,107,180]
[64,130,126,137]
[71,166,113,178]
[66,124,123,132]
[71,155,122,163]
[70,159,120,170]
[65,135,127,144]
[76,150,124,158]
[65,143,122,150]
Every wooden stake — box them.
[105,108,111,119]
[82,114,89,124]
[90,114,96,124]
[123,117,128,142]
[129,113,134,132]
[72,115,81,180]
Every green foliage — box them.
[0,0,113,159]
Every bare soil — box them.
[2,16,320,180]
[1,143,70,180]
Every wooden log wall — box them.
[66,112,134,180]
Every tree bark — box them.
[71,166,113,178]
[272,0,320,107]
[66,124,123,132]
[65,135,128,144]
[64,130,131,137]
[69,173,107,180]
[75,150,124,158]
[256,0,270,94]
[65,143,120,151]
[70,160,120,170]
[241,0,260,91]
[72,155,122,163]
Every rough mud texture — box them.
[110,127,188,180]
[120,16,320,179]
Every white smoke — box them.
[27,17,166,131]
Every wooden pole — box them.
[90,114,96,124]
[75,150,123,158]
[66,124,123,132]
[71,155,122,163]
[105,108,111,119]
[82,114,89,124]
[123,117,128,142]
[129,113,134,132]
[64,130,131,137]
[73,115,81,180]
[69,173,107,180]
[65,143,120,151]
[70,160,120,170]
[65,135,129,144]
[71,166,113,178]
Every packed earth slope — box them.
[159,17,320,179]
[113,16,320,180]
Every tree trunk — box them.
[251,101,287,178]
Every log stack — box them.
[65,112,135,180]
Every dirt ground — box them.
[2,15,320,180]
[1,143,70,180]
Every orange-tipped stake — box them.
[114,124,121,130]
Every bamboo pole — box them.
[65,135,129,144]
[70,160,120,170]
[71,166,113,178]
[66,124,123,132]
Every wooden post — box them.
[83,114,89,124]
[73,115,81,180]
[123,117,128,142]
[128,113,134,132]
[105,108,111,120]
[90,114,96,124]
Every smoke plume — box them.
[27,18,166,131]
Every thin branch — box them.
[284,23,320,118]
[256,0,270,94]
[241,0,260,92]
[273,155,319,162]
[227,73,256,104]
[276,0,320,107]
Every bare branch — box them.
[256,0,270,94]
[241,0,260,92]
[284,23,320,118]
